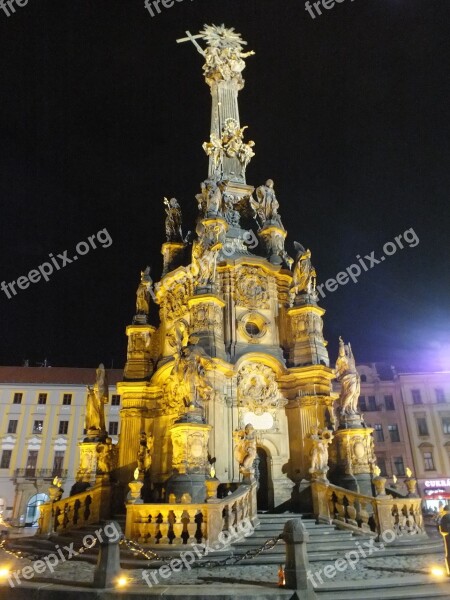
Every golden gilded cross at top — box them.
[176,31,205,55]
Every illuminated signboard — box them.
[424,479,450,488]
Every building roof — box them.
[0,367,123,386]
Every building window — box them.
[62,394,72,405]
[359,396,367,412]
[376,457,387,476]
[52,451,65,476]
[412,389,422,405]
[374,424,384,442]
[32,421,43,434]
[108,422,119,436]
[360,375,367,383]
[7,420,18,434]
[416,418,429,436]
[436,389,446,404]
[442,418,450,434]
[367,396,377,411]
[13,393,22,404]
[0,450,12,469]
[388,424,400,442]
[25,450,38,476]
[111,394,121,406]
[423,451,435,471]
[384,395,395,411]
[58,421,69,435]
[393,456,405,476]
[37,393,47,405]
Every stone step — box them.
[315,575,450,599]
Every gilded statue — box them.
[135,266,153,319]
[251,179,283,229]
[137,431,154,472]
[168,324,214,411]
[164,197,183,242]
[309,427,334,475]
[289,242,317,299]
[85,363,109,435]
[96,437,116,474]
[233,424,257,472]
[335,337,361,415]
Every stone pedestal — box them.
[165,409,212,503]
[257,224,287,265]
[77,440,101,483]
[187,294,226,359]
[373,476,387,497]
[123,324,155,380]
[287,305,329,368]
[205,477,220,500]
[332,422,375,497]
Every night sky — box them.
[0,0,449,371]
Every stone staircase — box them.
[240,513,449,599]
[4,512,450,599]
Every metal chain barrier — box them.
[119,533,282,568]
[194,534,282,568]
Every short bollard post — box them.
[93,520,123,588]
[438,509,450,576]
[281,519,317,599]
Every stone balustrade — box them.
[125,482,258,544]
[39,482,112,535]
[311,479,425,540]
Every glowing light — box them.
[0,567,10,579]
[116,575,128,588]
[243,411,273,430]
[430,566,446,578]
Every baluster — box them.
[147,510,158,545]
[158,510,170,544]
[172,509,184,545]
[346,495,358,527]
[187,509,197,544]
[359,502,371,532]
[335,493,346,522]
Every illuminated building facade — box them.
[0,367,122,525]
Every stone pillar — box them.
[123,324,155,381]
[188,294,226,359]
[165,410,212,503]
[281,519,317,598]
[117,395,149,483]
[287,305,329,368]
[93,521,123,588]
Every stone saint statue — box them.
[135,267,153,319]
[164,197,183,242]
[335,337,361,415]
[289,242,317,301]
[233,424,257,472]
[85,363,109,435]
[251,180,283,229]
[137,431,154,472]
[96,437,116,474]
[309,427,334,477]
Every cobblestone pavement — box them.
[0,548,446,588]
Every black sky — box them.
[0,0,449,371]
